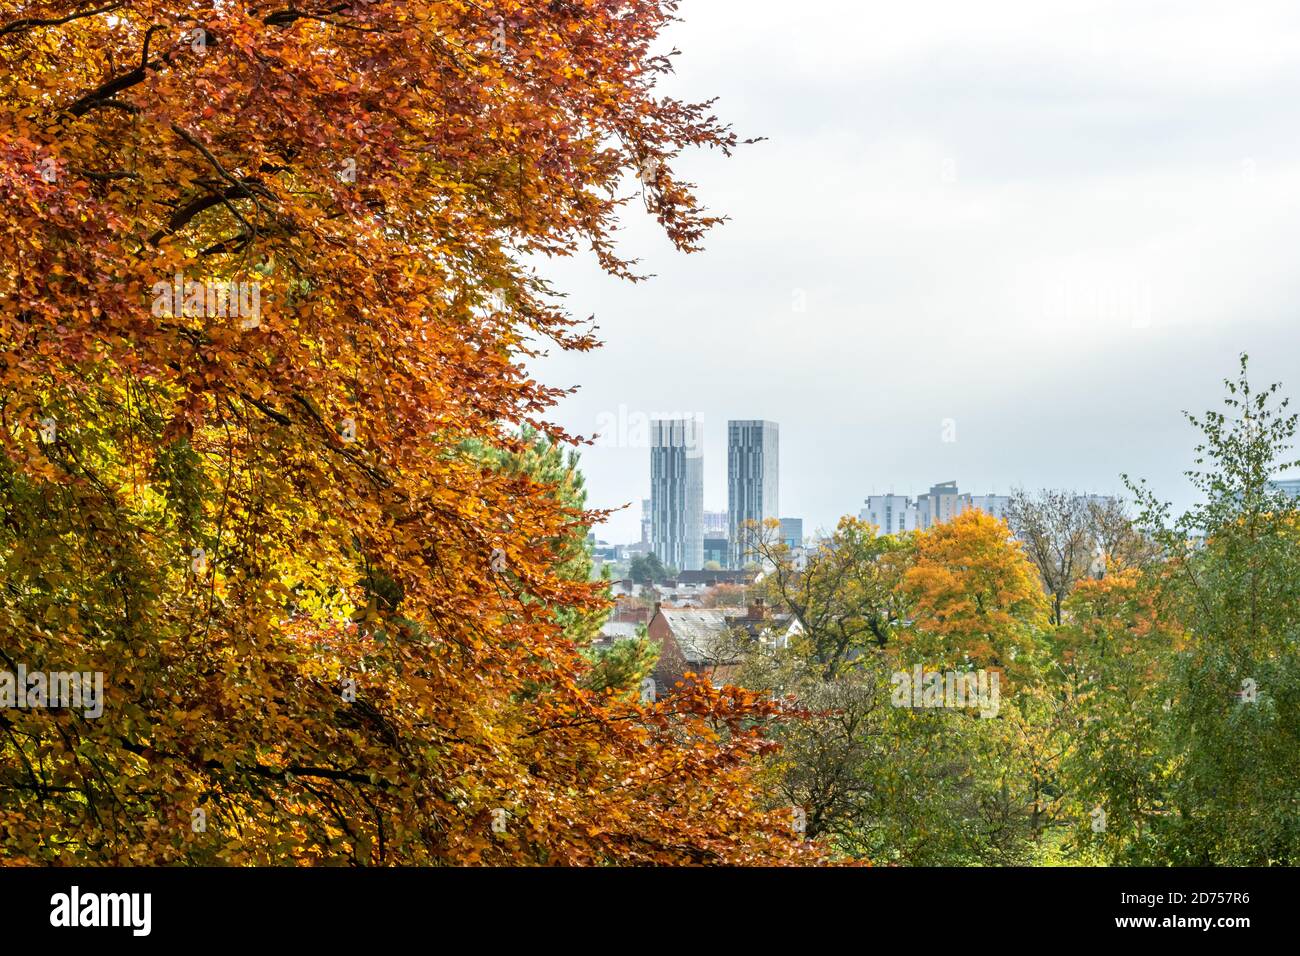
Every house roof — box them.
[658,608,735,664]
[675,569,758,586]
[598,621,641,641]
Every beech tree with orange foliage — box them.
[0,0,816,864]
[902,509,1048,677]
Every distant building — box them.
[728,420,779,567]
[597,621,641,643]
[702,536,729,568]
[649,607,738,690]
[788,545,813,571]
[648,600,799,690]
[860,495,917,535]
[675,569,757,587]
[607,579,643,598]
[588,535,619,562]
[610,599,650,625]
[616,541,651,561]
[1268,479,1300,499]
[702,510,729,536]
[967,494,1013,524]
[779,517,803,550]
[861,484,1110,537]
[651,418,703,571]
[640,498,652,545]
[916,481,964,531]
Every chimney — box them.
[747,598,766,621]
[653,601,662,619]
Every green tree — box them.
[583,626,659,697]
[469,426,603,646]
[629,551,673,585]
[750,516,913,680]
[740,516,1055,864]
[1119,354,1300,863]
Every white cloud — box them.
[533,0,1300,542]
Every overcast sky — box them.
[532,0,1300,543]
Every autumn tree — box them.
[701,582,752,608]
[581,625,658,698]
[737,515,1051,864]
[732,518,903,854]
[902,509,1048,675]
[738,647,889,848]
[1005,490,1153,627]
[1055,567,1180,860]
[750,516,913,680]
[1084,496,1158,574]
[0,0,814,865]
[470,424,605,645]
[1005,489,1096,626]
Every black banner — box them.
[0,866,1283,943]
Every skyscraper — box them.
[728,420,779,567]
[650,418,703,572]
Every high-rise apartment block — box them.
[728,420,779,567]
[860,483,1111,537]
[860,494,917,535]
[915,481,968,530]
[650,418,703,571]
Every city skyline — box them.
[531,0,1300,545]
[593,412,1142,546]
[625,470,1122,553]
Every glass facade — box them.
[727,420,779,568]
[650,418,704,571]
